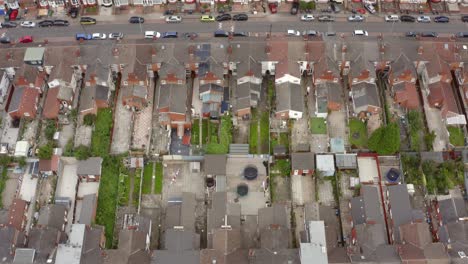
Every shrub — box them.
[44,120,56,141]
[74,145,91,160]
[368,123,400,155]
[83,114,96,126]
[38,144,53,159]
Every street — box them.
[3,17,468,41]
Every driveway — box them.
[291,175,314,206]
[58,123,75,148]
[425,107,449,151]
[111,90,132,154]
[55,158,78,233]
[291,118,311,152]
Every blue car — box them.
[75,33,92,41]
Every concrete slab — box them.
[77,181,100,198]
[111,90,132,154]
[18,174,38,202]
[74,125,92,147]
[228,191,267,216]
[1,172,19,208]
[291,174,314,206]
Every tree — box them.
[299,0,308,10]
[16,157,26,168]
[83,114,96,126]
[424,131,436,151]
[64,139,74,157]
[368,122,400,155]
[0,155,12,166]
[306,1,315,10]
[74,145,91,160]
[44,120,56,141]
[38,144,53,159]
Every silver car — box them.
[108,32,124,39]
[348,15,364,22]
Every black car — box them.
[1,21,17,28]
[129,16,144,23]
[233,31,247,37]
[0,36,11,44]
[405,31,418,37]
[80,17,97,25]
[400,15,415,22]
[215,14,231,21]
[69,7,79,18]
[233,13,248,21]
[434,16,449,23]
[318,15,334,22]
[214,30,229,37]
[291,0,299,15]
[463,15,468,22]
[421,31,438,37]
[53,19,69,26]
[38,20,53,27]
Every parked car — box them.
[20,21,35,28]
[364,3,375,14]
[302,30,318,37]
[92,33,107,40]
[216,13,232,21]
[400,15,415,22]
[318,15,334,22]
[434,16,449,23]
[456,32,468,38]
[144,31,160,39]
[356,8,366,14]
[200,15,215,22]
[162,32,178,38]
[80,17,96,25]
[405,31,418,37]
[53,19,69,26]
[183,32,198,39]
[19,36,33,43]
[69,7,79,18]
[129,16,144,23]
[330,3,341,13]
[417,16,431,23]
[37,20,53,27]
[462,15,468,22]
[1,21,17,28]
[233,31,247,37]
[291,0,299,15]
[233,13,248,21]
[75,33,92,40]
[385,15,399,22]
[287,29,301,36]
[353,29,368,36]
[108,32,124,39]
[268,3,278,14]
[0,36,11,44]
[214,30,229,37]
[301,14,315,21]
[325,32,336,36]
[165,15,182,23]
[348,15,364,22]
[421,31,438,37]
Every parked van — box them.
[144,31,160,39]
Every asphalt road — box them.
[4,18,468,40]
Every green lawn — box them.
[154,162,163,194]
[310,117,327,134]
[202,119,209,144]
[0,166,8,208]
[96,156,121,248]
[249,121,258,154]
[118,172,130,206]
[191,119,200,145]
[447,126,465,146]
[349,118,368,148]
[260,112,270,153]
[91,108,113,157]
[132,169,141,207]
[142,163,154,195]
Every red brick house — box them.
[7,85,39,119]
[122,73,149,112]
[389,53,420,111]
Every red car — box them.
[19,36,33,43]
[268,3,278,14]
[356,8,366,14]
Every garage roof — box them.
[316,154,335,177]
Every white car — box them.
[353,30,368,36]
[287,29,301,36]
[108,32,124,39]
[165,15,182,23]
[385,15,399,22]
[417,16,431,23]
[20,21,36,28]
[300,14,315,21]
[144,31,161,39]
[348,15,364,22]
[364,3,376,14]
[92,33,107,40]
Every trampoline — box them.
[386,168,401,183]
[244,166,258,180]
[237,183,249,197]
[206,177,215,188]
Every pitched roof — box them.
[158,83,187,114]
[276,82,304,113]
[8,86,39,116]
[300,221,328,264]
[258,203,289,230]
[43,86,60,119]
[7,199,27,230]
[0,226,26,263]
[390,52,416,79]
[351,82,380,113]
[165,192,196,230]
[12,248,35,264]
[350,186,383,225]
[393,82,420,110]
[78,194,97,226]
[291,152,315,170]
[27,228,65,263]
[152,229,200,264]
[438,198,467,224]
[76,157,103,176]
[37,204,67,230]
[207,192,241,234]
[388,184,422,243]
[349,54,376,81]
